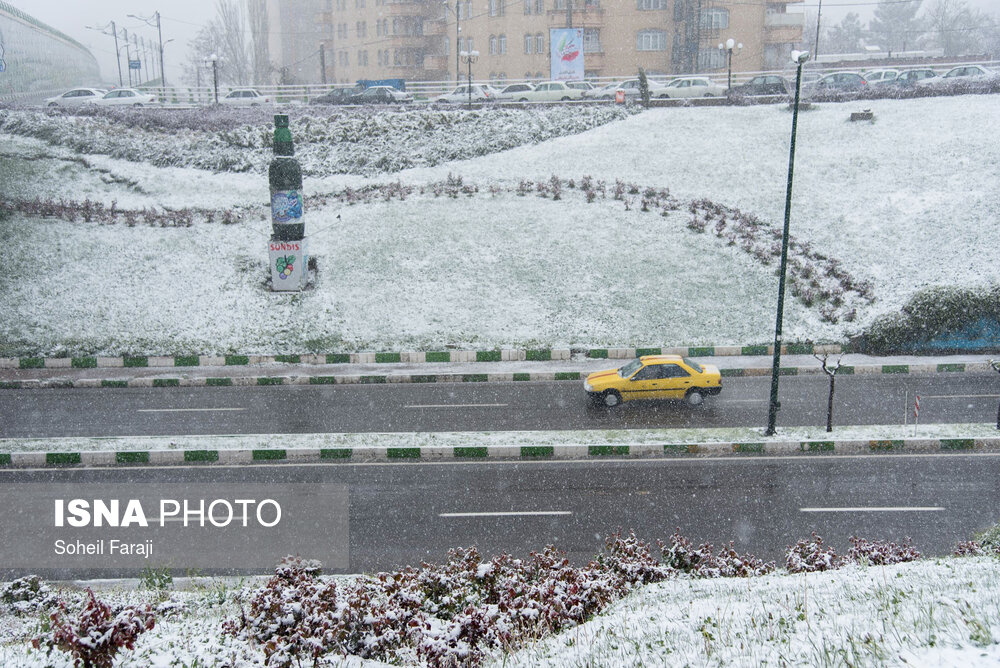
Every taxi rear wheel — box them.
[602,391,622,408]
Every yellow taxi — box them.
[584,355,722,408]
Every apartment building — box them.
[317,0,804,85]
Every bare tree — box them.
[922,0,994,56]
[814,353,847,433]
[181,0,273,87]
[247,0,272,84]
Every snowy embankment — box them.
[0,96,997,356]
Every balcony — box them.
[765,12,805,27]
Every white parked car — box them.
[916,64,999,90]
[435,84,501,104]
[862,69,900,85]
[661,77,726,98]
[220,89,272,106]
[582,81,624,99]
[520,81,585,102]
[87,88,158,107]
[45,88,108,107]
[496,82,534,101]
[566,81,596,93]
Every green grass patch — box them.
[869,440,904,451]
[937,363,965,373]
[555,372,580,381]
[635,347,661,357]
[779,367,798,376]
[720,368,745,377]
[206,377,233,386]
[940,438,975,450]
[274,354,301,364]
[803,441,835,452]
[454,447,488,458]
[19,357,44,369]
[687,347,715,357]
[375,352,401,364]
[253,449,286,461]
[225,355,249,366]
[0,381,20,389]
[513,373,531,381]
[72,357,97,369]
[257,377,284,386]
[587,349,609,359]
[838,366,855,375]
[152,379,180,387]
[123,356,148,368]
[387,447,420,459]
[663,443,694,454]
[100,380,128,388]
[733,442,764,453]
[521,446,554,458]
[588,445,629,456]
[309,376,337,384]
[326,353,350,364]
[0,453,11,466]
[46,452,81,465]
[477,350,501,362]
[320,448,352,459]
[360,376,387,384]
[882,365,910,374]
[462,374,488,382]
[183,450,219,462]
[411,375,437,383]
[525,349,551,361]
[116,451,150,464]
[174,355,200,367]
[425,351,451,363]
[786,342,813,355]
[741,345,769,356]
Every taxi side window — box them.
[660,364,690,378]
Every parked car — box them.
[892,68,937,88]
[519,81,585,102]
[661,76,727,98]
[44,87,107,107]
[310,88,359,105]
[617,77,673,99]
[565,81,596,92]
[220,89,271,106]
[584,355,722,408]
[87,88,158,107]
[348,85,413,104]
[803,71,868,99]
[727,75,788,98]
[582,81,624,99]
[435,84,501,104]
[917,64,999,92]
[497,82,534,101]
[862,69,900,85]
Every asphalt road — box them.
[1,454,996,578]
[1,372,997,438]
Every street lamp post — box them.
[460,49,479,109]
[127,12,165,86]
[86,22,124,87]
[765,50,810,437]
[717,37,742,90]
[207,54,220,104]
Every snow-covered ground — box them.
[1,557,998,667]
[1,95,998,356]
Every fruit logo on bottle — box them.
[557,34,580,62]
[276,255,295,279]
[271,190,302,223]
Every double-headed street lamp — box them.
[460,49,479,109]
[765,49,811,437]
[717,37,742,90]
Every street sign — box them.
[128,59,141,70]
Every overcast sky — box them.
[12,0,999,86]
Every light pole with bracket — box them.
[717,38,742,90]
[460,50,479,109]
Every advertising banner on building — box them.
[549,28,584,81]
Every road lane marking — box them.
[919,394,1000,399]
[406,403,509,409]
[800,507,944,512]
[439,511,571,518]
[136,408,247,413]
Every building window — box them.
[700,8,729,29]
[490,0,498,15]
[637,0,667,8]
[499,34,507,54]
[535,33,544,54]
[490,35,498,54]
[535,0,543,11]
[524,0,532,13]
[524,34,533,54]
[583,28,601,52]
[636,30,667,51]
[698,47,726,69]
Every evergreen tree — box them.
[638,68,651,108]
[824,13,866,54]
[870,0,923,56]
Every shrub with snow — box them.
[1,575,58,616]
[846,536,921,565]
[785,532,843,573]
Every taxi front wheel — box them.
[602,391,622,408]
[686,389,705,406]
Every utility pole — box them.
[814,0,822,61]
[456,0,461,86]
[133,33,143,84]
[111,21,123,86]
[319,43,327,84]
[123,28,132,86]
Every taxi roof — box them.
[638,354,685,364]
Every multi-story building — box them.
[267,0,326,83]
[316,0,804,86]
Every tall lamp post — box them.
[717,37,742,90]
[460,49,479,109]
[765,49,810,437]
[206,53,220,104]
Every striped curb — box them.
[1,343,863,371]
[0,360,992,390]
[2,437,998,468]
